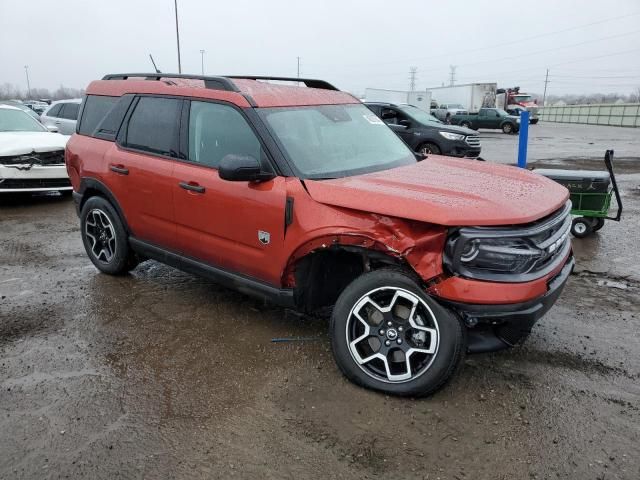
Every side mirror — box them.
[218,154,274,182]
[398,119,411,128]
[46,125,59,133]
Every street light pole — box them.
[174,0,182,73]
[24,65,31,99]
[200,49,205,75]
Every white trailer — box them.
[427,83,497,113]
[364,88,432,113]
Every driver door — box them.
[381,107,413,145]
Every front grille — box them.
[465,135,481,147]
[0,178,71,189]
[0,149,65,167]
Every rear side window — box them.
[46,104,62,118]
[59,103,80,120]
[78,95,118,136]
[188,101,262,168]
[124,97,181,156]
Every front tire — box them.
[330,269,465,397]
[418,142,441,156]
[571,217,593,238]
[80,196,138,275]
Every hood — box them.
[304,156,569,226]
[433,123,477,136]
[0,131,69,157]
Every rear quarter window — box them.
[78,95,118,136]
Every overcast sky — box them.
[1,0,639,96]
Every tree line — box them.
[0,83,84,101]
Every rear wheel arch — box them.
[78,178,131,234]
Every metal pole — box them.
[296,56,300,78]
[542,69,549,107]
[517,111,530,168]
[174,0,182,73]
[24,65,31,99]
[200,49,205,75]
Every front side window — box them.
[125,97,181,156]
[0,108,47,132]
[188,101,262,168]
[46,103,62,118]
[59,103,80,120]
[258,103,415,179]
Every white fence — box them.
[539,103,640,127]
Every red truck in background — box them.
[496,86,540,124]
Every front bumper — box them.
[440,255,574,353]
[0,164,71,192]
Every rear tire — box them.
[80,196,138,275]
[571,217,593,238]
[590,217,605,232]
[418,142,441,156]
[502,122,514,134]
[330,269,465,397]
[530,119,539,124]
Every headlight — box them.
[444,208,572,282]
[439,131,465,141]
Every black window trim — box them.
[178,96,277,175]
[116,94,183,161]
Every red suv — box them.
[66,74,573,396]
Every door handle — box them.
[109,164,129,175]
[55,121,61,124]
[179,181,205,193]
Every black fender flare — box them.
[76,177,132,233]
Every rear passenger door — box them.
[109,95,180,249]
[172,100,287,285]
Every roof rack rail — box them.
[225,76,339,91]
[101,73,240,92]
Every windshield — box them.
[0,108,47,132]
[495,109,510,117]
[513,95,532,103]
[258,104,415,179]
[397,105,442,124]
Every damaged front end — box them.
[0,149,71,192]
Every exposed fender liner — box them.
[128,237,296,308]
[76,177,131,233]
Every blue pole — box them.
[517,110,530,168]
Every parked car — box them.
[432,103,468,121]
[23,101,49,115]
[451,107,521,134]
[66,73,573,397]
[0,104,71,194]
[1,100,42,122]
[40,99,82,135]
[365,102,481,157]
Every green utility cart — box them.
[534,150,622,238]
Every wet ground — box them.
[1,123,639,479]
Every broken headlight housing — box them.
[444,202,572,282]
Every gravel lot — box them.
[1,122,639,479]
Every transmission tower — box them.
[409,67,418,91]
[449,65,457,86]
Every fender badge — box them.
[258,230,270,245]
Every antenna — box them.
[149,54,161,74]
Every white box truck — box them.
[364,88,433,113]
[429,83,497,120]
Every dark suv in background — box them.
[365,102,481,158]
